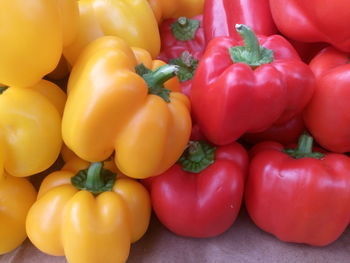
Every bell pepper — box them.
[158,15,205,96]
[243,114,305,145]
[245,133,350,246]
[203,0,277,44]
[0,82,62,177]
[303,47,350,153]
[148,0,204,24]
[0,173,37,254]
[63,0,160,66]
[270,0,350,52]
[26,161,151,263]
[143,140,248,238]
[191,24,315,145]
[62,36,191,179]
[0,0,78,87]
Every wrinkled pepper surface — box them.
[0,0,78,87]
[191,24,315,145]
[143,140,248,238]
[26,161,151,263]
[62,36,191,179]
[246,133,350,246]
[63,0,160,66]
[0,81,63,177]
[304,47,350,153]
[270,0,350,52]
[204,0,277,43]
[0,173,37,254]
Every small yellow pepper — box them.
[26,160,151,263]
[0,0,79,87]
[0,81,63,177]
[63,0,160,66]
[0,173,37,255]
[62,36,191,179]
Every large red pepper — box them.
[269,0,350,52]
[158,15,205,96]
[245,133,350,246]
[143,140,248,238]
[304,47,350,153]
[191,24,315,145]
[203,0,277,43]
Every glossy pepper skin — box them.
[245,133,350,246]
[304,47,350,153]
[143,140,248,238]
[62,36,191,179]
[270,0,350,52]
[203,0,277,44]
[0,173,37,254]
[0,0,78,87]
[0,82,62,177]
[148,0,204,24]
[26,161,151,263]
[191,25,315,146]
[158,15,205,96]
[63,0,160,66]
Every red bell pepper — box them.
[191,24,315,145]
[304,47,350,153]
[243,114,305,145]
[270,0,350,52]
[245,133,350,246]
[158,15,205,96]
[203,0,277,43]
[143,140,248,238]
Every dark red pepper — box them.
[158,15,205,96]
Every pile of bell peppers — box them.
[1,0,350,262]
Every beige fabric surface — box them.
[1,208,349,263]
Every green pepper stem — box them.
[0,86,8,94]
[71,162,116,195]
[178,141,216,173]
[229,24,274,68]
[283,132,325,159]
[136,64,178,103]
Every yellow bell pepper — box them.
[0,0,79,87]
[147,0,204,23]
[26,161,151,263]
[62,36,191,179]
[0,173,37,255]
[63,0,160,66]
[0,81,63,177]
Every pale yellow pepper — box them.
[0,0,79,87]
[63,0,160,66]
[0,173,37,255]
[0,80,63,177]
